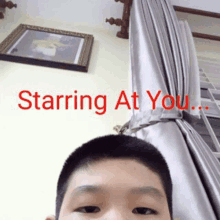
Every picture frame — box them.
[0,24,94,72]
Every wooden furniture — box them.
[174,6,220,19]
[106,0,133,39]
[106,3,220,42]
[0,0,17,19]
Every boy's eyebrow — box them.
[71,185,164,199]
[71,185,103,196]
[130,186,164,199]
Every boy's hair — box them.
[56,135,173,219]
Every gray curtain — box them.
[125,0,220,219]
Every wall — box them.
[9,0,124,31]
[0,14,130,220]
[0,1,129,220]
[4,0,220,31]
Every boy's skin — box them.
[46,159,171,220]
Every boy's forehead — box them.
[65,159,165,196]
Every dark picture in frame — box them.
[0,24,94,72]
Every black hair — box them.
[55,135,173,219]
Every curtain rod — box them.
[173,6,220,19]
[192,32,220,42]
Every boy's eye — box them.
[74,206,100,213]
[132,207,157,215]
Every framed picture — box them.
[0,24,94,72]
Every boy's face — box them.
[58,159,171,220]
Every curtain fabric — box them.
[128,0,220,219]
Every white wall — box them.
[5,0,220,31]
[0,14,130,220]
[0,1,130,220]
[10,0,124,31]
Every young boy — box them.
[46,135,173,220]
